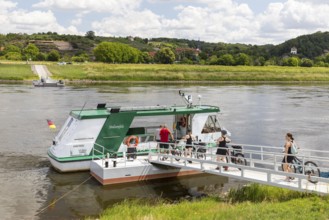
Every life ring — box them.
[126,135,139,147]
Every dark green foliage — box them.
[85,31,96,40]
[47,50,61,61]
[1,31,329,66]
[154,47,176,64]
[93,42,140,63]
[23,43,39,60]
[282,57,300,66]
[271,31,329,59]
[4,44,21,54]
[218,54,235,66]
[5,52,22,60]
[300,58,313,67]
[235,53,250,65]
[36,52,47,61]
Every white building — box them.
[291,47,297,54]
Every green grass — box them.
[48,63,329,82]
[98,184,329,220]
[0,63,36,80]
[2,62,329,82]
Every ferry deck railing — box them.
[90,138,329,193]
[148,142,329,194]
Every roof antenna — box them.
[179,90,193,108]
[78,101,87,118]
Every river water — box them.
[0,83,328,219]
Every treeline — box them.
[1,31,329,67]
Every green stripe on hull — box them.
[48,149,154,163]
[48,150,93,162]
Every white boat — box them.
[48,91,224,174]
[33,78,65,87]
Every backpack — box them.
[291,142,298,155]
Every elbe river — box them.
[0,83,328,219]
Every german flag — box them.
[47,119,56,129]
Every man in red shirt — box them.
[159,124,174,154]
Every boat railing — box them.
[152,141,329,172]
[150,142,329,185]
[91,138,329,174]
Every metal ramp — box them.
[148,144,329,195]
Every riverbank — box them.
[98,184,329,220]
[2,62,329,82]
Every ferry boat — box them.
[33,78,65,87]
[48,91,223,173]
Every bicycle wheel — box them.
[234,153,247,170]
[172,150,181,161]
[304,161,320,184]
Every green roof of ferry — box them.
[71,105,220,119]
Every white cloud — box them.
[71,18,82,26]
[257,0,329,43]
[0,0,16,11]
[33,0,142,14]
[2,0,329,44]
[91,0,258,43]
[0,1,81,35]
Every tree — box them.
[36,52,47,61]
[282,57,300,67]
[23,43,39,60]
[140,52,152,63]
[93,42,140,63]
[254,56,266,66]
[218,54,235,66]
[85,31,96,40]
[155,47,175,64]
[208,55,218,65]
[47,50,60,61]
[300,58,313,67]
[4,44,20,54]
[235,53,250,65]
[5,52,22,60]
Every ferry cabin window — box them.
[202,115,221,133]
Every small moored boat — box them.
[33,78,65,87]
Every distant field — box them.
[2,62,329,82]
[0,64,36,80]
[48,63,329,82]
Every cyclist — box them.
[216,130,231,171]
[282,133,295,181]
[182,129,196,163]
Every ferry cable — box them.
[35,175,93,216]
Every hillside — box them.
[0,31,329,66]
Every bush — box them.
[72,56,87,62]
[5,52,22,60]
[94,42,140,63]
[155,47,176,64]
[300,58,313,67]
[47,50,60,61]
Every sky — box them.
[1,0,329,45]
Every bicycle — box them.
[170,141,208,161]
[226,145,247,169]
[281,156,320,183]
